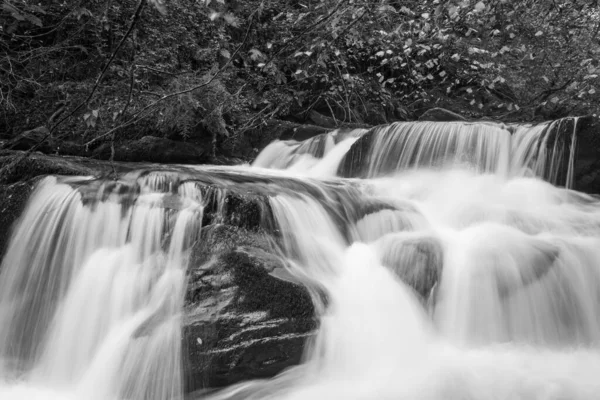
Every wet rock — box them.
[573,114,600,194]
[336,127,376,178]
[374,234,443,299]
[0,179,38,259]
[495,240,559,298]
[0,151,107,184]
[184,224,316,391]
[418,107,466,122]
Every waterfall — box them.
[0,175,203,400]
[0,118,598,400]
[255,119,579,187]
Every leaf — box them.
[249,48,265,61]
[223,13,239,27]
[24,14,42,27]
[448,5,459,17]
[83,109,99,128]
[148,0,167,15]
[535,31,543,37]
[474,1,485,12]
[375,51,385,57]
[220,49,231,59]
[400,6,413,15]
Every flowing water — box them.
[1,119,600,399]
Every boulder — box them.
[418,107,466,122]
[183,224,316,391]
[374,234,443,299]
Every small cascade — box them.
[253,128,366,175]
[511,117,580,188]
[340,121,513,178]
[337,118,579,187]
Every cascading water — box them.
[0,117,599,400]
[0,174,204,399]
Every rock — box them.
[573,114,600,194]
[0,180,38,257]
[418,107,466,122]
[337,127,376,178]
[94,136,208,164]
[7,126,53,153]
[184,224,315,391]
[374,234,443,299]
[274,122,330,142]
[307,110,338,128]
[0,151,108,184]
[0,155,318,392]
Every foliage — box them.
[0,0,599,157]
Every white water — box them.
[1,118,598,400]
[0,176,204,400]
[257,119,579,187]
[206,167,600,400]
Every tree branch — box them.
[83,11,257,148]
[0,0,147,177]
[49,0,147,135]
